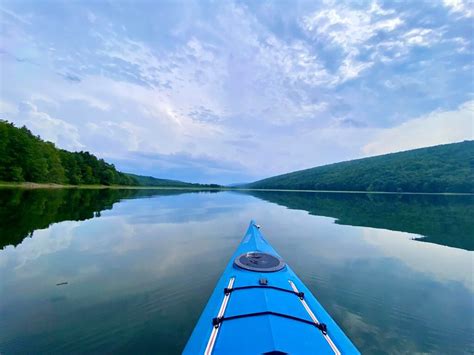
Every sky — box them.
[0,0,473,184]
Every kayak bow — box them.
[184,221,359,354]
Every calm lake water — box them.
[0,188,473,354]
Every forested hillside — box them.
[126,173,221,188]
[247,141,474,193]
[0,121,136,185]
[0,120,215,187]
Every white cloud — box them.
[0,7,32,25]
[15,101,84,150]
[59,90,111,111]
[29,94,59,108]
[443,0,474,18]
[301,6,400,49]
[300,2,403,81]
[0,99,17,115]
[402,28,441,47]
[369,1,395,16]
[1,0,472,182]
[448,36,470,53]
[363,100,474,156]
[300,1,451,74]
[369,26,443,63]
[93,3,332,126]
[338,56,373,81]
[370,26,442,63]
[87,11,96,23]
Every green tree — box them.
[10,166,24,182]
[0,120,212,188]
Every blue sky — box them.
[1,0,473,184]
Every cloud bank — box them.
[364,101,474,156]
[1,0,472,183]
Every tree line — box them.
[0,120,140,186]
[247,140,474,193]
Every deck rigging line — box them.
[289,280,341,355]
[206,277,336,354]
[224,285,304,299]
[212,311,328,334]
[205,277,235,355]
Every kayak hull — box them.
[184,221,359,354]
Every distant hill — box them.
[125,173,220,188]
[246,141,474,193]
[0,120,219,188]
[226,182,250,187]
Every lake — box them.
[0,188,473,354]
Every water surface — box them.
[0,189,472,354]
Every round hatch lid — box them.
[234,252,286,272]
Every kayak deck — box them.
[184,221,359,354]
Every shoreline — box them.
[232,188,474,196]
[0,182,224,191]
[0,182,472,195]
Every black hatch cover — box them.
[234,252,286,272]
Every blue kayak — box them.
[184,221,360,354]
